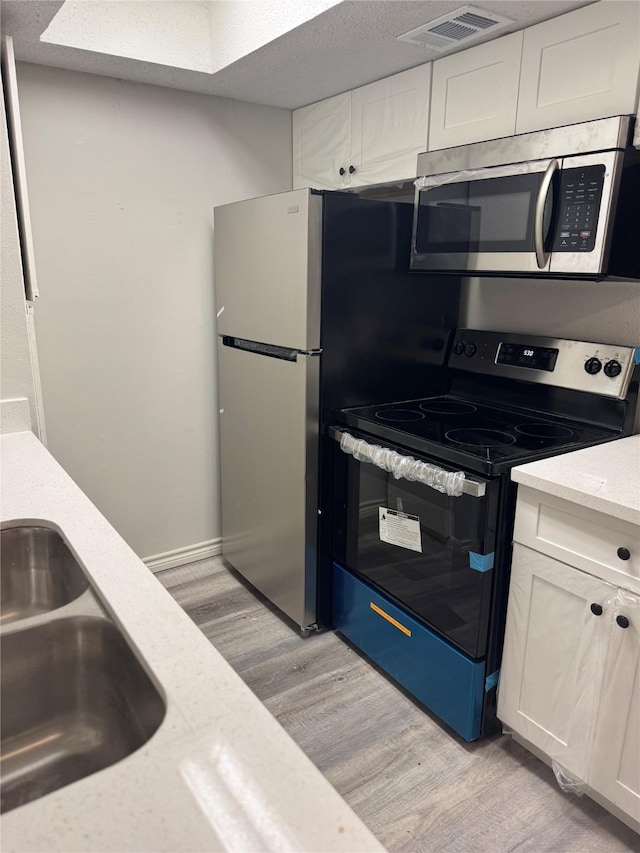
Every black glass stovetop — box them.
[339,395,620,477]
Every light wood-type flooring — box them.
[158,557,638,853]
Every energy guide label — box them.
[379,508,422,553]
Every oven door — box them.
[411,159,558,274]
[332,429,499,660]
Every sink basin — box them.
[0,617,166,813]
[1,526,90,625]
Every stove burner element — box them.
[375,408,425,422]
[446,428,517,448]
[515,423,574,440]
[419,400,477,415]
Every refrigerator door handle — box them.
[222,336,321,361]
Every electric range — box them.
[330,329,639,741]
[339,395,620,476]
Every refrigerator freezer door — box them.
[218,339,319,629]
[214,189,322,351]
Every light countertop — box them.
[511,434,640,526]
[0,430,384,852]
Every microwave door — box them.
[548,151,623,276]
[415,202,480,271]
[412,160,555,274]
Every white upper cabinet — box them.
[292,92,351,190]
[293,64,431,190]
[293,2,640,191]
[516,1,640,134]
[349,64,431,186]
[429,31,523,150]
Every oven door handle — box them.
[331,428,487,498]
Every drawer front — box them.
[514,487,640,593]
[332,562,485,741]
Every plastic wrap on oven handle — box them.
[339,432,465,497]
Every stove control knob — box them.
[465,342,477,357]
[584,357,602,375]
[453,340,464,355]
[604,359,622,378]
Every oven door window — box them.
[334,451,497,660]
[414,171,553,255]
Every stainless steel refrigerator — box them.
[215,186,459,634]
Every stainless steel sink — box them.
[1,526,90,625]
[0,617,166,813]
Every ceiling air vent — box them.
[397,5,514,53]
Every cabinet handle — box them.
[616,615,630,629]
[590,603,603,616]
[617,547,631,561]
[339,167,346,176]
[349,165,356,174]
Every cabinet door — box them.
[429,31,523,150]
[589,590,640,820]
[349,63,430,186]
[498,544,613,780]
[292,92,351,190]
[516,1,640,134]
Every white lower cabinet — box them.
[499,531,640,829]
[498,544,613,781]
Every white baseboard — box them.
[144,538,222,573]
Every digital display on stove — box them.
[496,343,558,372]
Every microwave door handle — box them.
[534,158,559,269]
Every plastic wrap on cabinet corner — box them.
[551,761,588,796]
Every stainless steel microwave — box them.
[410,116,640,280]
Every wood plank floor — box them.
[157,558,638,853]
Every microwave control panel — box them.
[552,164,605,253]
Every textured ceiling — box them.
[1,0,595,109]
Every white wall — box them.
[17,62,292,560]
[0,68,39,431]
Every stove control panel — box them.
[497,343,558,372]
[450,330,637,399]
